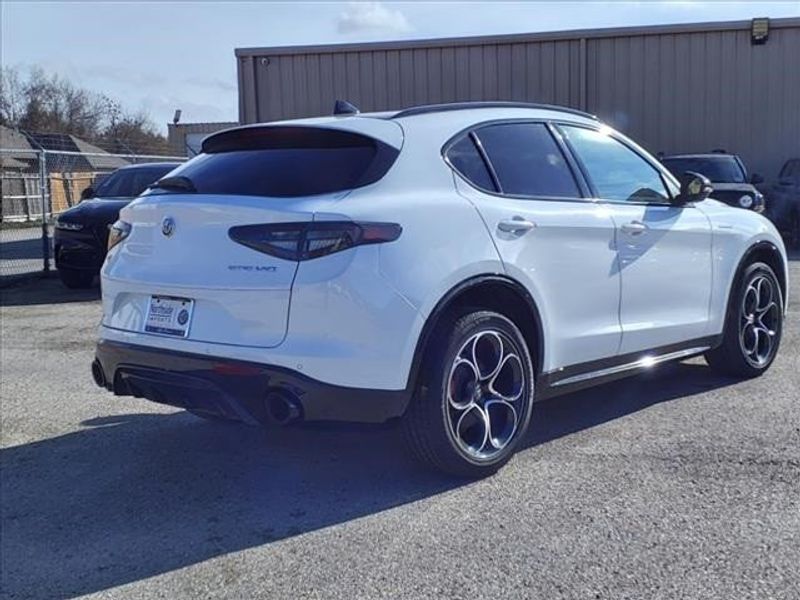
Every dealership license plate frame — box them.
[144,295,195,338]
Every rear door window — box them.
[148,126,399,198]
[475,123,581,198]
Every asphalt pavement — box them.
[1,259,798,599]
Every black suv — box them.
[762,159,800,247]
[54,162,180,288]
[660,152,765,213]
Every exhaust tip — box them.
[91,360,106,388]
[265,390,301,426]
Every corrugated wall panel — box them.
[245,38,581,116]
[238,20,800,179]
[584,25,800,178]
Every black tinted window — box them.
[149,127,398,198]
[95,165,175,198]
[475,123,580,198]
[562,126,669,202]
[446,135,496,191]
[780,160,800,180]
[661,156,745,184]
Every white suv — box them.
[94,102,788,477]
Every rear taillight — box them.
[107,220,131,251]
[228,221,402,261]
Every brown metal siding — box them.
[243,38,581,120]
[238,19,800,179]
[583,24,800,178]
[167,121,239,156]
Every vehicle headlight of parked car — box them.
[55,219,84,231]
[53,161,183,290]
[660,152,765,214]
[754,191,765,212]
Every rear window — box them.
[148,126,399,198]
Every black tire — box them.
[402,310,535,478]
[705,262,783,378]
[58,268,95,289]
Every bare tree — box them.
[0,66,169,154]
[0,67,26,127]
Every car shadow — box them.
[0,275,99,306]
[525,361,735,447]
[1,361,735,598]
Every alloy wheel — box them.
[446,330,528,460]
[739,274,781,367]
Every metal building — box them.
[167,121,238,157]
[236,18,800,181]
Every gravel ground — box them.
[1,260,799,599]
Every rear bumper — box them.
[94,339,410,424]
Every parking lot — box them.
[1,257,798,599]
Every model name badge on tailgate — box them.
[228,265,277,272]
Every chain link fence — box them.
[1,147,184,282]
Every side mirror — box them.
[676,171,713,205]
[80,186,95,201]
[750,173,764,185]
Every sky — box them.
[2,1,799,133]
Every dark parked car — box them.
[660,152,765,213]
[762,158,800,248]
[54,162,180,288]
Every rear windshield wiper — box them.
[150,175,197,193]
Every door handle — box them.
[621,220,648,236]
[498,217,536,234]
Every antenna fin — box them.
[333,100,360,116]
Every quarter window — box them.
[446,135,496,192]
[560,125,670,203]
[475,123,581,198]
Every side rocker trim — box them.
[537,334,723,400]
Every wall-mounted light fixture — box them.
[751,18,770,45]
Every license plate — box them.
[144,296,194,338]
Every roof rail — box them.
[390,101,598,121]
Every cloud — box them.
[139,95,232,125]
[80,64,167,87]
[337,2,411,34]
[181,76,236,93]
[80,65,234,94]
